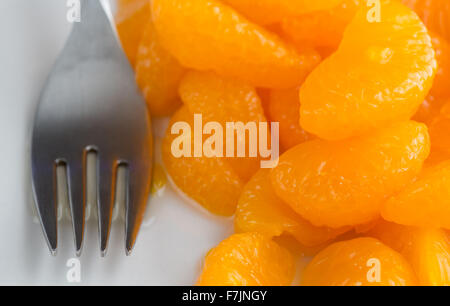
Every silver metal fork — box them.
[31,0,153,257]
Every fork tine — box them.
[32,159,58,255]
[66,157,86,256]
[125,165,152,255]
[97,157,114,257]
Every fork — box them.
[31,0,153,257]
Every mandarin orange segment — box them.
[197,232,295,286]
[235,169,350,247]
[299,0,437,140]
[368,220,450,286]
[115,0,151,66]
[162,106,244,216]
[382,160,450,229]
[271,121,430,228]
[179,71,268,182]
[135,20,185,117]
[179,71,267,125]
[402,0,450,42]
[281,0,361,51]
[301,238,418,286]
[409,229,450,286]
[151,0,321,89]
[266,88,314,151]
[222,0,344,25]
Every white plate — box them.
[0,0,233,285]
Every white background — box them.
[0,0,233,285]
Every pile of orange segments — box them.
[116,0,450,286]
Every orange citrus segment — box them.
[402,0,450,42]
[235,169,351,247]
[197,232,295,286]
[135,20,185,117]
[271,121,430,228]
[411,34,450,124]
[300,0,437,140]
[179,71,267,125]
[222,0,344,25]
[368,220,450,286]
[382,160,450,229]
[178,71,268,182]
[163,72,271,215]
[162,106,244,216]
[151,0,321,88]
[301,238,418,286]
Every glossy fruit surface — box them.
[163,72,269,215]
[271,121,430,228]
[235,169,350,247]
[428,34,450,98]
[403,0,450,42]
[163,106,244,216]
[299,0,436,140]
[197,232,295,286]
[369,220,450,286]
[179,71,267,182]
[151,0,321,88]
[302,238,418,286]
[382,160,450,229]
[413,35,450,123]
